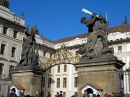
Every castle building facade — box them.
[48,23,130,96]
[0,1,130,97]
[0,1,25,96]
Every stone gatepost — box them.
[75,60,124,97]
[11,69,44,96]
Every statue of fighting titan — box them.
[78,9,116,62]
[16,25,39,69]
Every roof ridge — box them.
[108,23,130,29]
[54,33,88,43]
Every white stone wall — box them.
[51,64,78,97]
[0,5,26,96]
[50,31,130,96]
[108,32,130,41]
[108,31,130,93]
[50,48,78,97]
[0,31,23,78]
[54,38,87,49]
[0,5,25,26]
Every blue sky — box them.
[10,0,130,41]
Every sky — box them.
[9,0,130,41]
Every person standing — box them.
[56,92,59,97]
[59,91,62,97]
[83,90,90,97]
[35,90,41,97]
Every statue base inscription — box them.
[11,68,44,96]
[75,59,124,97]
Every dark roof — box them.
[54,33,88,43]
[107,23,130,34]
[41,36,56,44]
[54,23,130,44]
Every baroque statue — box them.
[78,9,117,63]
[0,0,10,8]
[16,25,40,70]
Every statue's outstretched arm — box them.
[24,26,30,36]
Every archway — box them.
[41,44,80,97]
[42,44,80,71]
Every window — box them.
[63,78,67,88]
[0,63,4,75]
[75,67,77,71]
[63,92,66,97]
[48,78,51,88]
[23,37,25,41]
[50,53,52,58]
[118,46,122,52]
[0,44,6,55]
[9,65,15,71]
[0,85,1,93]
[57,66,60,73]
[76,51,79,56]
[11,47,16,57]
[42,77,45,87]
[74,77,78,87]
[64,65,67,72]
[44,51,46,57]
[13,31,18,38]
[3,27,7,34]
[57,78,60,88]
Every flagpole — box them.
[106,12,107,21]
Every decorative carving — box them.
[16,25,40,70]
[0,0,9,8]
[0,74,6,80]
[19,12,24,19]
[31,25,39,35]
[42,44,80,70]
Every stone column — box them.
[7,28,11,36]
[75,60,124,97]
[17,32,20,40]
[10,29,14,37]
[0,25,3,34]
[18,32,24,40]
[11,69,44,96]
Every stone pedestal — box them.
[11,69,44,96]
[75,60,124,97]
